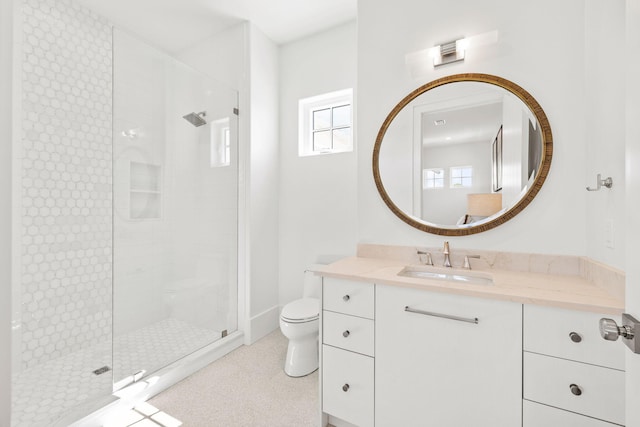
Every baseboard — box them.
[327,415,359,427]
[245,305,280,344]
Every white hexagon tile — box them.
[13,0,113,425]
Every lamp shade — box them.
[467,193,502,216]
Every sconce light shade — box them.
[405,30,499,77]
[433,40,465,67]
[467,193,502,217]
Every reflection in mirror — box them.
[374,74,552,236]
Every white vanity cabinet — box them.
[522,305,625,426]
[319,274,626,427]
[375,284,522,427]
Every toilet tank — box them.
[302,265,324,299]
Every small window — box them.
[423,168,444,189]
[450,166,473,188]
[210,117,231,168]
[299,89,353,156]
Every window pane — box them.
[333,105,351,127]
[313,108,331,130]
[333,127,351,150]
[462,177,472,187]
[451,168,462,178]
[424,169,444,189]
[313,130,332,151]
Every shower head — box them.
[183,111,207,127]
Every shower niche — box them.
[129,161,162,220]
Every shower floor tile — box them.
[113,317,220,384]
[11,318,220,427]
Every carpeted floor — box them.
[148,330,319,426]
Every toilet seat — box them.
[280,298,319,323]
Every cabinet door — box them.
[523,400,621,427]
[323,345,374,427]
[375,285,522,427]
[524,305,624,370]
[523,352,624,425]
[323,277,375,319]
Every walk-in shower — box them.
[11,1,240,425]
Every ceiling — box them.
[422,102,503,147]
[78,0,357,53]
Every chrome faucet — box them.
[417,250,433,266]
[443,241,452,267]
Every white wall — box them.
[278,22,358,307]
[1,0,13,422]
[358,0,588,254]
[177,24,246,92]
[585,0,626,270]
[501,95,525,204]
[246,24,280,341]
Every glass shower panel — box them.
[112,29,238,388]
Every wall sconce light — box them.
[433,39,465,67]
[406,30,499,77]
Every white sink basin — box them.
[398,266,494,286]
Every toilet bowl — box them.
[279,267,323,377]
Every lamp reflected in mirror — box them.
[462,193,503,225]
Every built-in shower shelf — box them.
[129,161,162,220]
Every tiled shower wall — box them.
[18,0,112,369]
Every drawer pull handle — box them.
[569,332,582,343]
[405,306,479,324]
[342,383,350,392]
[343,295,350,302]
[343,330,350,338]
[570,384,582,396]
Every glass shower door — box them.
[112,29,238,388]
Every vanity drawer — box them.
[524,305,624,370]
[523,400,622,427]
[523,352,625,425]
[323,310,374,356]
[323,278,374,319]
[322,344,374,427]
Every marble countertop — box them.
[313,255,625,315]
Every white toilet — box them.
[279,266,322,377]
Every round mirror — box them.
[373,73,552,236]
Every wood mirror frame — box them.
[373,73,553,236]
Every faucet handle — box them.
[463,255,481,269]
[417,250,433,266]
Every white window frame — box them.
[210,117,231,168]
[450,165,473,188]
[298,88,353,157]
[423,168,444,189]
